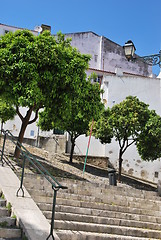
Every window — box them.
[94,55,98,62]
[30,130,35,137]
[94,75,103,84]
[91,75,103,84]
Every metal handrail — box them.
[0,129,67,240]
[0,149,17,172]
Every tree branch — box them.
[28,108,39,125]
[122,139,136,154]
[16,106,24,122]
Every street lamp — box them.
[124,40,161,66]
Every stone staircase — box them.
[0,191,22,240]
[1,138,161,239]
[23,173,161,240]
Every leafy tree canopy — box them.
[0,29,90,158]
[93,96,161,181]
[0,30,90,108]
[0,98,16,131]
[38,78,104,162]
[137,111,161,161]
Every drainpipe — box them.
[100,36,104,71]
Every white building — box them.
[1,23,160,183]
[65,31,152,77]
[0,23,38,36]
[75,69,161,183]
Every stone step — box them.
[23,174,159,201]
[32,194,161,218]
[23,173,161,239]
[0,207,10,217]
[54,220,161,238]
[27,188,161,211]
[0,199,6,208]
[53,212,161,231]
[0,227,21,239]
[56,229,160,240]
[43,207,161,230]
[40,204,161,225]
[0,216,16,227]
[0,238,22,240]
[0,239,22,240]
[0,193,22,240]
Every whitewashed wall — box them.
[3,107,53,139]
[0,23,37,36]
[75,73,161,183]
[65,32,152,77]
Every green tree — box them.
[93,96,158,182]
[38,79,104,163]
[0,98,16,132]
[137,112,161,161]
[0,30,90,158]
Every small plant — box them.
[111,202,116,206]
[6,202,12,213]
[0,221,8,227]
[1,193,5,199]
[12,214,17,219]
[22,234,28,240]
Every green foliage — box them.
[0,29,92,157]
[22,235,28,240]
[137,112,161,161]
[0,221,8,227]
[109,96,150,142]
[93,96,161,181]
[12,214,17,219]
[94,96,150,145]
[38,78,104,162]
[6,202,12,212]
[40,81,103,134]
[0,98,16,124]
[92,108,113,144]
[0,30,89,108]
[1,193,5,199]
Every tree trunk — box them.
[14,120,28,159]
[14,108,33,159]
[70,140,75,163]
[118,149,123,182]
[1,121,3,134]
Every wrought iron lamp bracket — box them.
[138,51,161,66]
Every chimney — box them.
[41,24,51,33]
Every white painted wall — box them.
[104,74,161,183]
[75,73,161,183]
[65,32,152,77]
[65,32,101,70]
[75,135,105,157]
[0,23,38,36]
[3,107,53,139]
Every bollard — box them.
[108,169,117,186]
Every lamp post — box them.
[123,40,161,66]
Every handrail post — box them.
[1,132,7,166]
[46,187,58,240]
[16,155,26,197]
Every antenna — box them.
[34,25,42,33]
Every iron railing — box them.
[0,129,67,240]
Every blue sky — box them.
[1,0,161,74]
